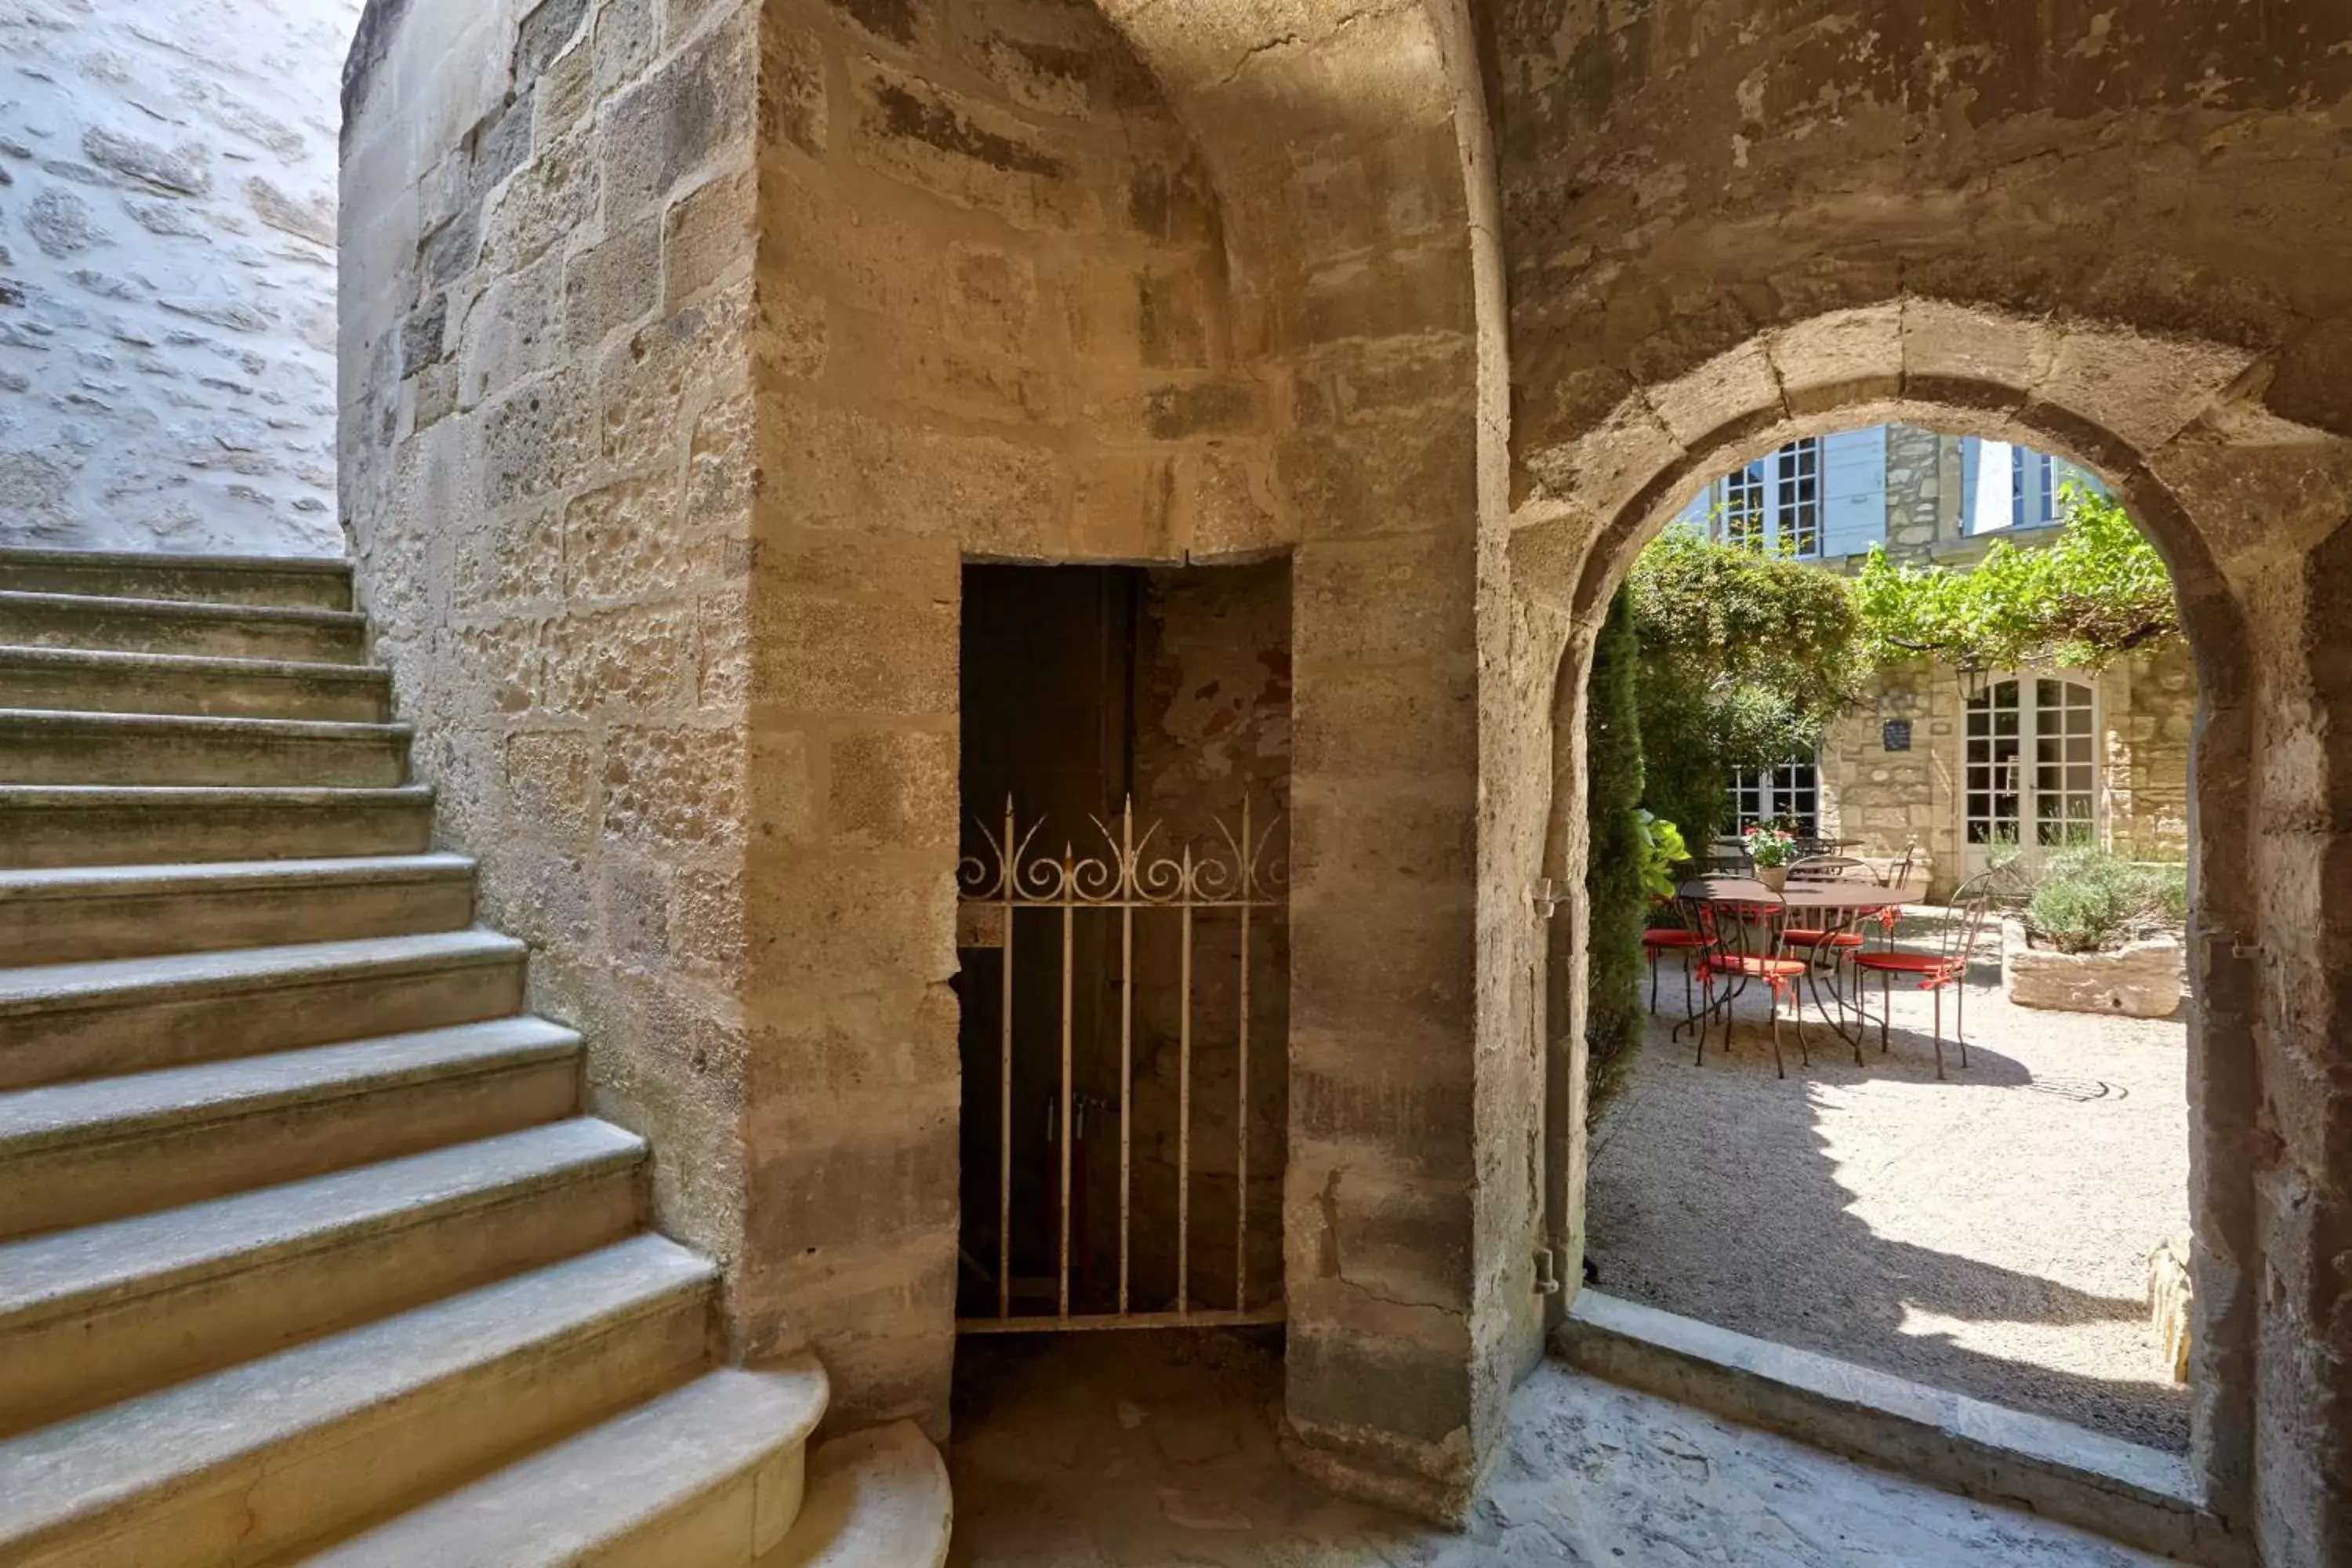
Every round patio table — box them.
[1675,877,1926,1069]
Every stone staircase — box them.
[0,549,953,1566]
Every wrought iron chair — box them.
[1640,895,1713,1016]
[1682,877,1813,1080]
[1850,869,2002,1080]
[1777,855,1882,1044]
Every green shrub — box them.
[2024,848,2188,954]
[1635,811,1687,902]
[1584,587,1648,1122]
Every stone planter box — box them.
[2000,918,2185,1018]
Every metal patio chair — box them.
[1682,877,1813,1080]
[1849,869,2002,1080]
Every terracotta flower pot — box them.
[1757,866,1788,891]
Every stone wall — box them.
[343,0,1523,1516]
[2116,639,2195,855]
[1,0,354,555]
[1490,2,2352,1555]
[1819,647,2196,895]
[338,0,766,1418]
[1881,423,1947,560]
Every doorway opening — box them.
[1960,673,2101,880]
[953,560,1291,1334]
[1581,419,2197,1455]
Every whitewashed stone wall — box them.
[0,0,356,556]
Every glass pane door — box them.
[1964,675,2097,876]
[2033,678,2097,848]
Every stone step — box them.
[760,1421,954,1568]
[0,709,411,788]
[0,590,371,664]
[0,644,390,722]
[0,930,527,1091]
[0,1234,714,1568]
[0,547,354,611]
[0,1017,581,1238]
[0,853,476,964]
[0,785,437,869]
[303,1364,831,1567]
[0,1119,646,1436]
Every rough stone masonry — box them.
[334,0,2352,1562]
[0,0,354,555]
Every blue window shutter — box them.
[1819,426,1886,557]
[1959,437,1977,524]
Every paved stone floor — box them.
[1589,928,2190,1450]
[946,1332,2167,1566]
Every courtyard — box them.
[1590,916,2190,1454]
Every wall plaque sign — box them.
[1882,720,1913,752]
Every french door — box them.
[1962,675,2099,877]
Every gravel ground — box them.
[1588,916,2192,1452]
[948,1330,2169,1566]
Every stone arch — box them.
[1514,296,2352,1548]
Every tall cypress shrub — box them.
[1584,586,1648,1121]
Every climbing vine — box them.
[1850,485,2181,673]
[1624,524,1867,848]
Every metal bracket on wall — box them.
[1527,879,1570,917]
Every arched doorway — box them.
[1510,303,2336,1556]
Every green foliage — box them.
[1852,484,2180,673]
[2024,848,2189,954]
[1635,811,1688,902]
[1625,524,1867,846]
[1584,587,1649,1123]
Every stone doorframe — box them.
[1516,299,2352,1549]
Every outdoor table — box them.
[1676,877,1927,1066]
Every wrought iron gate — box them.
[956,797,1286,1332]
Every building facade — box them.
[1674,424,2196,890]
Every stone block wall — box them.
[1,0,354,554]
[346,0,1526,1515]
[2115,639,2195,855]
[1819,646,2196,892]
[735,0,1266,1433]
[1882,423,1948,559]
[339,0,764,1385]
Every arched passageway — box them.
[1487,6,2352,1555]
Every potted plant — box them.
[2001,848,2188,1017]
[1742,822,1798,890]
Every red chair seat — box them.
[1853,949,1947,973]
[1704,955,1811,979]
[1642,929,1711,949]
[1782,927,1865,949]
[1852,951,1960,978]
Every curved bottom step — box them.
[760,1421,951,1568]
[303,1363,830,1566]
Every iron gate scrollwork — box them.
[956,797,1287,1332]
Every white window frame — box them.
[1775,438,1822,557]
[1960,672,2101,876]
[1732,757,1821,837]
[1708,438,1824,558]
[1721,461,1766,550]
